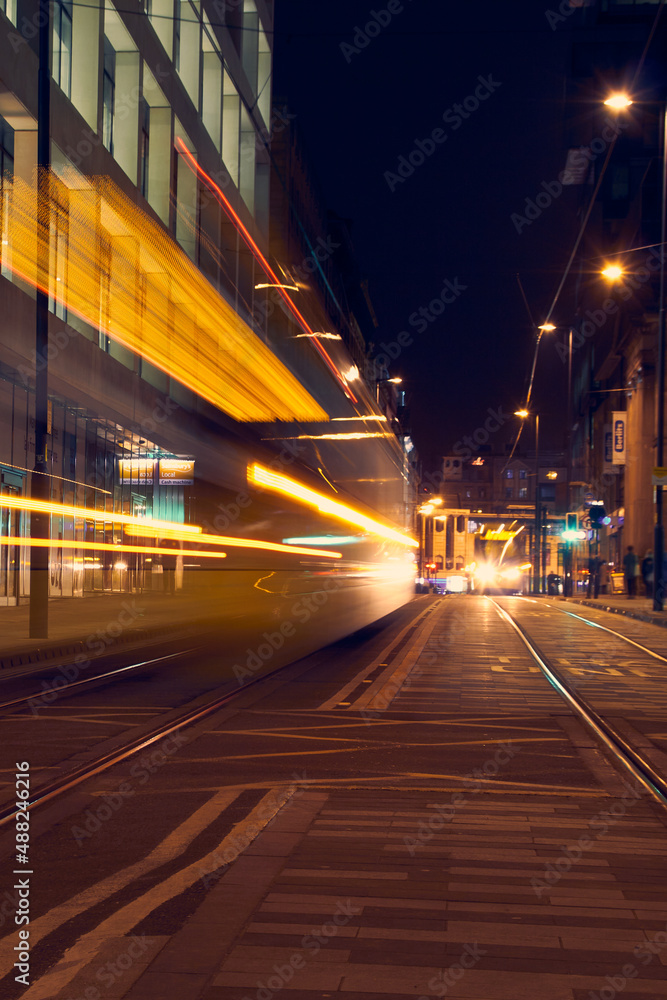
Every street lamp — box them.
[605,90,665,611]
[515,409,541,594]
[375,376,402,404]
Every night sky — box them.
[273,1,582,472]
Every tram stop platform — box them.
[0,591,209,670]
[1,591,667,672]
[561,594,667,629]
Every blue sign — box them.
[613,419,625,453]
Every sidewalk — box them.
[0,591,213,670]
[560,594,667,629]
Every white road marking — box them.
[18,787,294,999]
[0,788,240,980]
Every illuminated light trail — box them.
[331,415,388,422]
[0,495,202,532]
[0,496,342,559]
[127,526,343,559]
[6,172,326,423]
[262,432,391,441]
[0,538,227,559]
[174,139,357,404]
[248,463,418,548]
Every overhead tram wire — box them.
[43,7,589,36]
[503,0,667,465]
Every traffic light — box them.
[562,512,586,542]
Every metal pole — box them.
[565,328,573,597]
[533,413,541,594]
[29,0,51,638]
[653,104,667,612]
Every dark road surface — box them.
[2,594,667,1000]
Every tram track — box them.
[489,596,667,807]
[0,598,439,828]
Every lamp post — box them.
[604,92,665,611]
[515,409,541,594]
[375,376,402,404]
[29,0,51,638]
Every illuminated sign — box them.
[118,459,155,485]
[159,459,195,486]
[612,412,626,465]
[471,457,485,466]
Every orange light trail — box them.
[1,496,342,559]
[126,526,342,559]
[6,171,327,423]
[0,495,202,532]
[174,139,357,403]
[0,538,227,559]
[248,463,417,548]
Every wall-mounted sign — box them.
[612,412,626,465]
[159,458,195,486]
[118,459,155,485]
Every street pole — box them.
[653,103,667,612]
[565,328,573,597]
[533,413,541,594]
[29,0,51,638]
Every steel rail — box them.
[0,667,267,827]
[0,647,202,712]
[533,599,667,664]
[488,597,667,806]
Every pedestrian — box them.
[598,560,610,595]
[623,545,638,598]
[642,551,654,598]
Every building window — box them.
[505,487,513,498]
[0,0,17,25]
[53,0,73,98]
[478,488,486,499]
[102,37,116,154]
[505,469,514,479]
[465,489,472,498]
[139,99,150,198]
[519,487,528,499]
[519,469,527,479]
